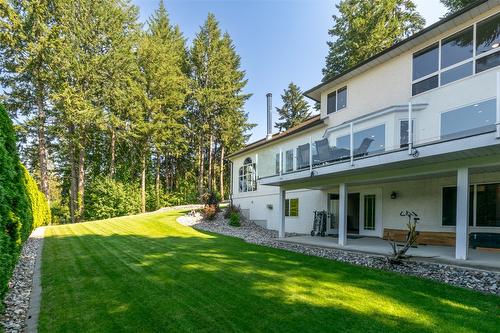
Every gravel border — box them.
[0,227,45,333]
[179,212,500,295]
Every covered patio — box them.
[280,235,500,271]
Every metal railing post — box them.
[408,101,413,154]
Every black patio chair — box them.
[296,143,310,170]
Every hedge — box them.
[0,104,50,307]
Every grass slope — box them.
[39,211,499,332]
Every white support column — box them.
[309,136,313,172]
[349,123,354,166]
[408,101,413,154]
[338,183,348,246]
[278,187,286,238]
[455,167,469,260]
[496,72,500,138]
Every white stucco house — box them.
[229,0,500,262]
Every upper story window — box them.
[239,157,257,192]
[327,86,347,114]
[412,12,500,96]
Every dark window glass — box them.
[412,43,439,80]
[337,87,347,110]
[476,50,500,73]
[327,91,336,114]
[285,150,293,172]
[441,98,496,140]
[476,13,500,55]
[441,61,473,85]
[442,186,474,226]
[400,120,415,148]
[275,153,280,175]
[354,124,385,156]
[412,75,438,95]
[364,195,376,230]
[285,199,290,217]
[441,26,473,68]
[476,184,500,227]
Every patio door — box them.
[359,189,382,237]
[327,194,339,235]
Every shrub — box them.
[201,191,221,211]
[229,212,241,227]
[22,165,51,228]
[84,177,141,221]
[50,201,70,224]
[224,204,241,219]
[202,205,218,220]
[0,104,40,308]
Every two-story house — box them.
[229,0,500,261]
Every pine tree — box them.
[323,0,425,80]
[135,0,189,212]
[0,0,58,200]
[440,0,476,15]
[274,82,311,132]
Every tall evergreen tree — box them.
[274,82,311,132]
[440,0,477,15]
[135,0,189,212]
[0,0,58,200]
[323,0,425,80]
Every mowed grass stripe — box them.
[39,211,500,333]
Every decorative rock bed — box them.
[179,211,500,296]
[1,227,44,333]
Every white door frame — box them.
[359,189,383,237]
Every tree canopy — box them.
[440,0,477,15]
[323,0,425,80]
[274,82,311,132]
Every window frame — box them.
[326,86,348,114]
[238,157,257,193]
[284,198,299,217]
[411,12,500,96]
[441,182,500,228]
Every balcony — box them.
[256,83,500,186]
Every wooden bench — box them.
[383,228,456,246]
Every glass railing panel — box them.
[311,132,351,167]
[257,148,279,179]
[295,143,310,171]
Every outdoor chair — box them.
[353,138,374,157]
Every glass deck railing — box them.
[257,95,499,180]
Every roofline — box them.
[228,116,325,159]
[304,0,491,101]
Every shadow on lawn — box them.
[39,225,500,333]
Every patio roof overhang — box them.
[259,132,500,190]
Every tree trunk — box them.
[141,153,146,213]
[220,145,225,200]
[77,143,85,221]
[198,143,204,196]
[155,151,161,210]
[36,85,50,201]
[207,134,213,192]
[69,126,77,224]
[110,128,116,178]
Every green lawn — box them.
[39,211,499,333]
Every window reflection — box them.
[412,43,439,80]
[476,12,500,54]
[441,26,473,68]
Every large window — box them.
[239,157,257,192]
[327,86,347,114]
[412,13,500,95]
[443,184,500,227]
[400,119,415,148]
[285,149,294,172]
[336,124,386,158]
[440,98,496,140]
[285,198,299,217]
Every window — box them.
[440,98,496,140]
[412,43,439,80]
[476,184,500,227]
[476,12,500,55]
[238,157,257,192]
[400,119,415,148]
[327,91,336,114]
[326,87,347,114]
[441,27,473,68]
[412,13,500,95]
[285,149,293,172]
[364,195,376,230]
[275,153,280,175]
[443,184,500,227]
[337,87,347,110]
[442,186,474,226]
[285,198,299,217]
[335,124,385,158]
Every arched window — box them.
[239,157,257,192]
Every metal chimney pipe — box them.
[266,93,272,140]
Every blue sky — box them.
[131,0,446,142]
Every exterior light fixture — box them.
[390,191,398,199]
